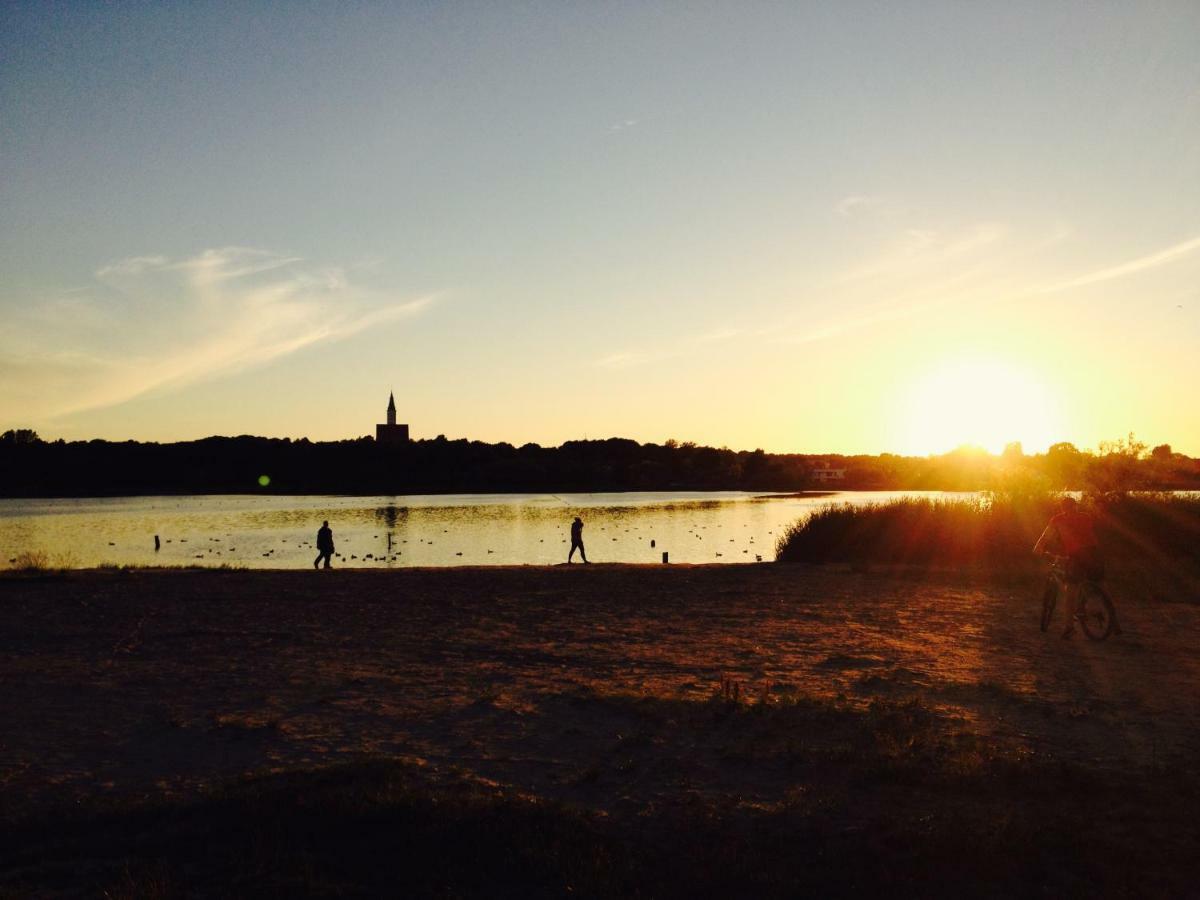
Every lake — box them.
[0,491,977,569]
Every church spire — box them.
[376,389,409,444]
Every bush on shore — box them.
[775,493,1200,567]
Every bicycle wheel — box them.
[1079,582,1115,641]
[1040,579,1057,632]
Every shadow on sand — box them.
[3,688,1198,898]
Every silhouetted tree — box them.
[1089,433,1150,495]
[1044,442,1086,489]
[1001,441,1024,461]
[0,431,1195,497]
[1,429,40,445]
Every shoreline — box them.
[1,487,937,501]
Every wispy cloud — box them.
[593,222,1200,372]
[595,351,649,369]
[835,194,886,217]
[770,301,941,346]
[1036,233,1200,294]
[594,326,748,370]
[781,225,1200,347]
[0,247,436,422]
[834,222,1009,285]
[94,255,169,277]
[771,220,1034,346]
[590,221,1019,366]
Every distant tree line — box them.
[1,429,1196,497]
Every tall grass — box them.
[7,549,79,572]
[775,493,1200,567]
[4,553,245,574]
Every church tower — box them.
[376,391,409,445]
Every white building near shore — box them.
[809,462,846,483]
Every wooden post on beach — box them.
[154,535,160,552]
[662,551,668,564]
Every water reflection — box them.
[0,491,977,570]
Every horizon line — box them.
[4,429,1188,460]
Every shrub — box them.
[775,493,1200,567]
[7,549,80,572]
[10,550,51,571]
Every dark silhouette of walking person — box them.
[568,516,589,564]
[314,520,335,569]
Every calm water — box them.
[0,491,976,569]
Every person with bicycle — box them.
[1033,496,1121,638]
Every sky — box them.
[2,2,1198,455]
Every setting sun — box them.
[893,357,1062,456]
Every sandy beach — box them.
[2,563,1198,896]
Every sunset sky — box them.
[2,3,1198,455]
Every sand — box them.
[2,563,1197,822]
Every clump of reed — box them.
[6,549,79,573]
[775,492,1200,568]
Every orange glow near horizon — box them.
[891,356,1063,456]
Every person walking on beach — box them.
[314,520,335,569]
[568,516,589,564]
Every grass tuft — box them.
[7,549,79,573]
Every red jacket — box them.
[1049,511,1097,556]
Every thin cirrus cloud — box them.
[834,194,888,218]
[0,247,436,423]
[832,222,1009,285]
[770,221,1018,345]
[592,224,1200,373]
[787,228,1200,346]
[595,327,748,370]
[1035,233,1200,294]
[595,349,667,370]
[591,222,1017,368]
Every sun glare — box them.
[894,357,1061,456]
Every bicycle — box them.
[1039,554,1117,640]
